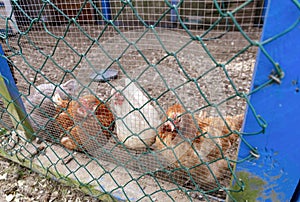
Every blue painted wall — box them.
[234,0,300,201]
[0,45,26,113]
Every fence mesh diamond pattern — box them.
[1,0,297,201]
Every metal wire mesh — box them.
[0,0,278,201]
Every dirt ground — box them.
[0,156,101,202]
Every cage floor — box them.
[0,130,232,201]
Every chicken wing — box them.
[59,94,114,151]
[156,104,228,187]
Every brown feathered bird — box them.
[198,113,244,152]
[156,104,230,187]
[24,79,77,142]
[53,93,75,132]
[54,94,114,151]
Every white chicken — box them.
[110,78,161,149]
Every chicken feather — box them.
[24,79,77,142]
[198,113,244,152]
[156,104,230,187]
[110,78,161,149]
[55,94,114,151]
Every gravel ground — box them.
[0,24,261,201]
[0,156,100,202]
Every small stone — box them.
[51,191,59,198]
[0,173,8,180]
[17,180,25,187]
[11,173,20,181]
[6,194,15,202]
[49,191,59,202]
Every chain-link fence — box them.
[0,0,295,201]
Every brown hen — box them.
[54,94,114,151]
[198,113,244,152]
[24,79,77,142]
[156,104,228,187]
[53,94,75,132]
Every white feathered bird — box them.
[110,79,161,149]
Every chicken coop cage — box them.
[0,0,299,201]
